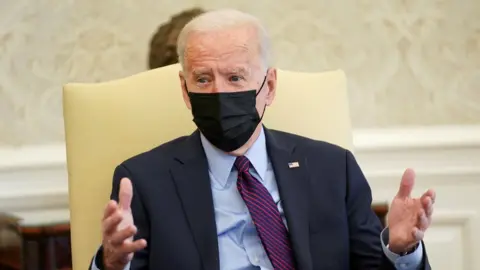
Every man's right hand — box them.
[102,177,147,270]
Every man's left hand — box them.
[387,168,436,254]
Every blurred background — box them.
[0,0,479,269]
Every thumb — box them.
[397,168,415,199]
[119,177,133,210]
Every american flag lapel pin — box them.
[288,161,300,168]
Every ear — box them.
[179,70,192,110]
[265,68,277,106]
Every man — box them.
[91,9,435,270]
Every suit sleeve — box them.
[344,150,430,270]
[90,164,150,270]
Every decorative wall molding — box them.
[0,125,479,223]
[0,144,69,225]
[353,125,480,191]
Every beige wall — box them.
[0,0,479,146]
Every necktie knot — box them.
[234,156,251,173]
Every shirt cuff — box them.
[91,245,132,270]
[380,228,423,270]
[91,254,101,270]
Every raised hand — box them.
[387,168,436,254]
[102,178,147,270]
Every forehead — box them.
[184,25,262,72]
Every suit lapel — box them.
[170,131,219,270]
[265,128,313,270]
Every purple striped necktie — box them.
[234,156,296,270]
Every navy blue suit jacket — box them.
[93,128,430,270]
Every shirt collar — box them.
[200,127,268,187]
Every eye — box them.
[196,77,209,84]
[229,75,243,82]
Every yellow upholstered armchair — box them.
[62,63,352,269]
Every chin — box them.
[228,147,247,156]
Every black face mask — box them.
[186,77,267,152]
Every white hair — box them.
[176,9,271,70]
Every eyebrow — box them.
[225,66,249,74]
[191,66,250,76]
[191,68,209,77]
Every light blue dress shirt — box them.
[92,127,423,270]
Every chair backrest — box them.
[63,63,352,269]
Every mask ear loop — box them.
[256,74,268,120]
[255,75,267,97]
[183,81,189,94]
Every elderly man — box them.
[90,9,435,270]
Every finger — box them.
[110,225,137,246]
[118,239,148,254]
[397,168,416,199]
[103,210,122,235]
[425,203,434,217]
[421,196,432,211]
[103,200,118,220]
[119,178,133,210]
[430,190,436,204]
[417,210,430,230]
[412,227,425,242]
[421,189,435,202]
[421,193,434,218]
